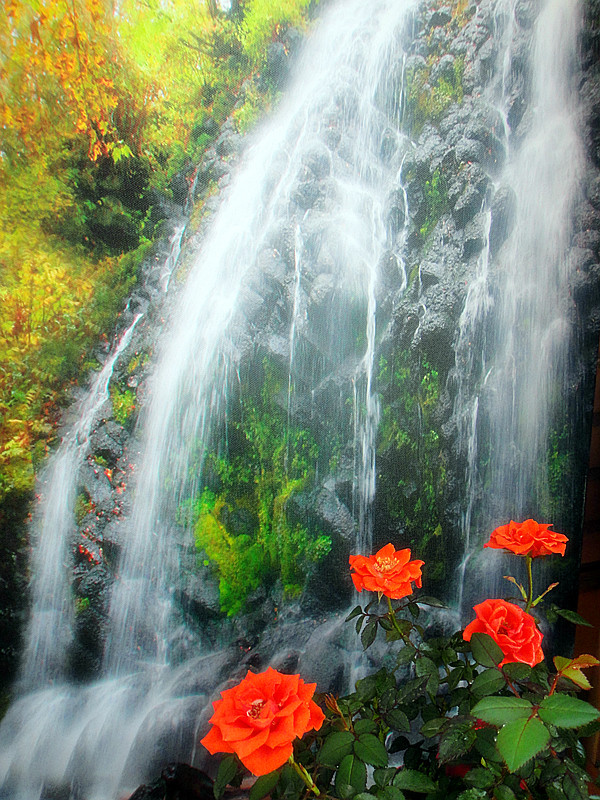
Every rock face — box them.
[18,0,600,698]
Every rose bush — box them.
[484,518,568,557]
[462,598,544,667]
[349,542,424,599]
[200,667,325,775]
[202,526,600,800]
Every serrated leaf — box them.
[496,717,550,772]
[471,668,506,698]
[362,620,378,649]
[417,595,446,608]
[502,662,532,682]
[249,771,280,800]
[554,608,592,627]
[397,644,417,665]
[319,730,355,767]
[373,767,396,788]
[470,633,504,667]
[354,718,378,735]
[456,791,487,800]
[474,726,503,763]
[392,769,437,793]
[464,767,496,789]
[354,733,388,767]
[492,784,516,800]
[438,721,477,763]
[377,786,405,800]
[420,717,448,737]
[336,754,367,794]
[346,605,363,622]
[384,709,410,732]
[538,694,600,729]
[471,696,533,726]
[214,755,239,800]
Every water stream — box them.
[0,0,589,796]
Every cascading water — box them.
[0,0,594,796]
[452,0,586,608]
[19,313,143,691]
[0,0,420,796]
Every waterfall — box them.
[0,0,593,795]
[19,313,143,691]
[0,0,420,796]
[453,0,585,607]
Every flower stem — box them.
[524,555,534,613]
[289,756,320,796]
[387,596,408,641]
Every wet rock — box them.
[428,6,452,28]
[489,184,517,255]
[314,483,355,543]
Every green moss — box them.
[190,357,331,615]
[110,387,136,428]
[377,352,446,558]
[405,55,465,137]
[74,491,93,524]
[419,167,449,241]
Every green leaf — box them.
[384,709,410,732]
[354,719,378,735]
[538,694,600,729]
[471,696,533,726]
[417,595,446,608]
[493,784,517,800]
[397,644,417,665]
[420,717,448,738]
[320,730,355,767]
[471,668,507,698]
[456,791,487,800]
[373,767,396,788]
[361,620,378,650]
[501,663,532,682]
[346,605,363,622]
[554,607,592,627]
[464,767,496,789]
[377,787,405,800]
[392,769,437,793]
[438,721,477,763]
[353,794,378,800]
[354,733,388,767]
[214,755,239,800]
[496,717,550,772]
[336,754,367,794]
[249,771,280,800]
[470,633,504,668]
[474,727,502,763]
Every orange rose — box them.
[200,667,325,775]
[349,543,424,599]
[463,599,544,667]
[484,519,568,557]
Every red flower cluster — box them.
[463,599,544,667]
[484,519,567,558]
[349,543,424,599]
[200,667,324,775]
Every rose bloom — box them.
[349,543,424,599]
[463,598,544,667]
[484,519,568,558]
[200,667,325,775]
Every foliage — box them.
[419,167,449,240]
[0,0,316,508]
[110,386,137,428]
[405,55,465,136]
[377,352,446,577]
[192,358,330,615]
[207,531,600,800]
[240,0,312,66]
